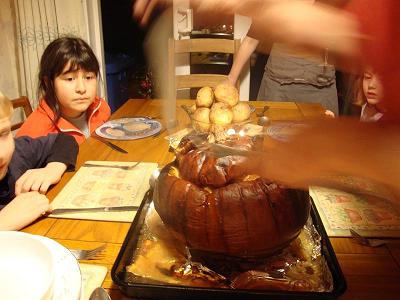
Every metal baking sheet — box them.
[112,190,346,299]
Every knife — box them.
[51,205,139,215]
[91,135,128,154]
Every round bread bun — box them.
[196,86,214,108]
[192,107,211,132]
[232,102,251,123]
[209,105,233,125]
[214,83,239,107]
[210,101,228,112]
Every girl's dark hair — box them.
[38,36,100,122]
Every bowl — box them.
[181,104,261,141]
[0,231,54,300]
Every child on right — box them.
[359,68,384,122]
[16,36,111,144]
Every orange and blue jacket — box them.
[16,96,111,145]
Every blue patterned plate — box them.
[95,118,162,140]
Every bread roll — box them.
[232,102,251,123]
[192,107,211,132]
[196,86,214,108]
[214,83,239,107]
[209,105,233,125]
[210,101,228,112]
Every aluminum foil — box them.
[126,203,333,292]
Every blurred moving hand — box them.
[245,118,400,201]
[133,0,362,59]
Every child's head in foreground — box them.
[0,91,15,181]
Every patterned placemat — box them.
[310,186,400,237]
[79,263,107,300]
[49,161,158,222]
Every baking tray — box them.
[112,190,346,299]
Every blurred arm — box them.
[134,0,362,62]
[247,118,400,201]
[228,36,260,86]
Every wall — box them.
[0,0,20,99]
[0,0,95,105]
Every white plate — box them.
[95,117,162,140]
[32,236,82,300]
[0,232,54,300]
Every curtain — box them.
[14,0,88,109]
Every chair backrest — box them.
[168,38,241,98]
[11,96,33,131]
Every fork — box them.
[349,229,400,247]
[69,244,106,260]
[82,161,141,170]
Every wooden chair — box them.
[11,96,33,131]
[168,38,241,98]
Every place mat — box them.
[49,161,158,222]
[310,186,400,237]
[80,263,107,300]
[95,117,162,140]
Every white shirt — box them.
[64,112,90,137]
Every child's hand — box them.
[324,110,335,118]
[0,192,51,230]
[15,162,67,195]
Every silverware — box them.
[349,229,400,247]
[258,115,270,126]
[82,161,140,170]
[69,244,106,260]
[256,105,270,117]
[91,135,128,154]
[51,205,139,215]
[89,287,111,300]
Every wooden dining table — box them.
[22,99,400,299]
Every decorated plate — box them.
[95,118,162,140]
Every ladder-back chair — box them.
[168,38,241,98]
[11,96,33,131]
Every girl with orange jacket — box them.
[17,36,111,144]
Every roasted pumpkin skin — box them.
[154,140,310,258]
